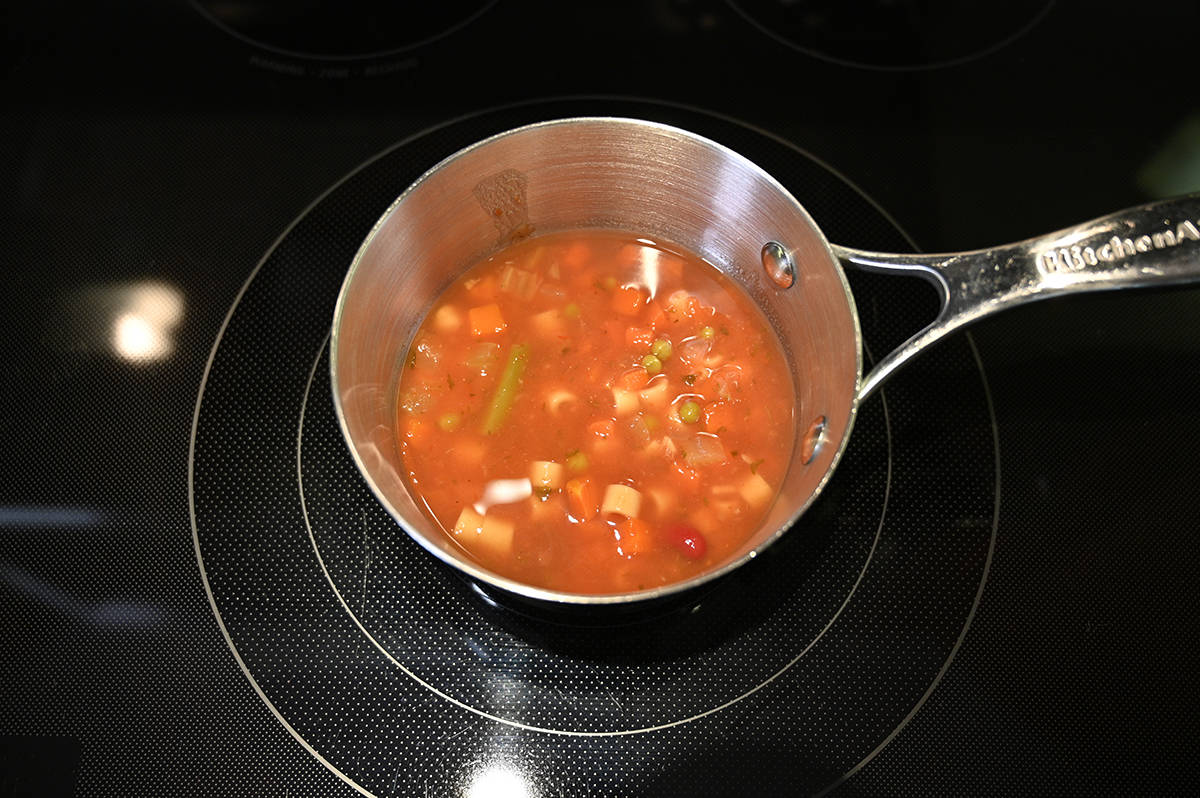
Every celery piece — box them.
[482,344,530,434]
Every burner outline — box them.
[187,97,1002,796]
[299,332,892,735]
[188,0,500,62]
[726,0,1056,72]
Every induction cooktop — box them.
[4,2,1200,796]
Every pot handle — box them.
[834,193,1200,399]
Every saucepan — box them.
[331,117,1200,611]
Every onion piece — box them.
[680,433,727,467]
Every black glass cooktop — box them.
[4,2,1200,796]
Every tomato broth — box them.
[396,230,795,594]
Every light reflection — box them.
[109,282,184,362]
[472,478,532,516]
[65,280,184,363]
[634,241,661,300]
[0,561,162,628]
[464,765,532,798]
[0,505,101,527]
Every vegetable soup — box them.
[396,230,795,594]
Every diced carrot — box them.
[588,419,616,438]
[615,518,651,557]
[645,301,667,331]
[612,285,644,316]
[469,303,507,337]
[566,477,598,521]
[615,367,649,391]
[625,326,653,348]
[563,241,591,270]
[703,400,742,434]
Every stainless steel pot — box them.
[331,117,1200,607]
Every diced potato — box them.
[644,486,676,516]
[601,484,642,519]
[638,379,669,410]
[478,515,515,556]
[433,304,463,333]
[711,497,742,522]
[740,472,774,507]
[530,460,565,491]
[453,506,484,537]
[612,388,639,417]
[530,308,566,340]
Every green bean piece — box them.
[482,344,530,434]
[566,450,589,472]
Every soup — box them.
[396,230,795,594]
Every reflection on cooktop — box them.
[189,98,998,795]
[191,0,498,59]
[727,0,1055,69]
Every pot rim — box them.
[330,116,865,606]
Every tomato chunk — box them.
[663,523,707,560]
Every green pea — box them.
[437,412,462,432]
[566,450,589,472]
[678,401,701,424]
[644,415,660,431]
[700,326,716,340]
[642,355,662,375]
[651,339,672,360]
[563,302,581,319]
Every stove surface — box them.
[4,2,1200,796]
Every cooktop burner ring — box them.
[726,0,1056,71]
[189,0,500,62]
[297,332,896,735]
[190,96,1000,796]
